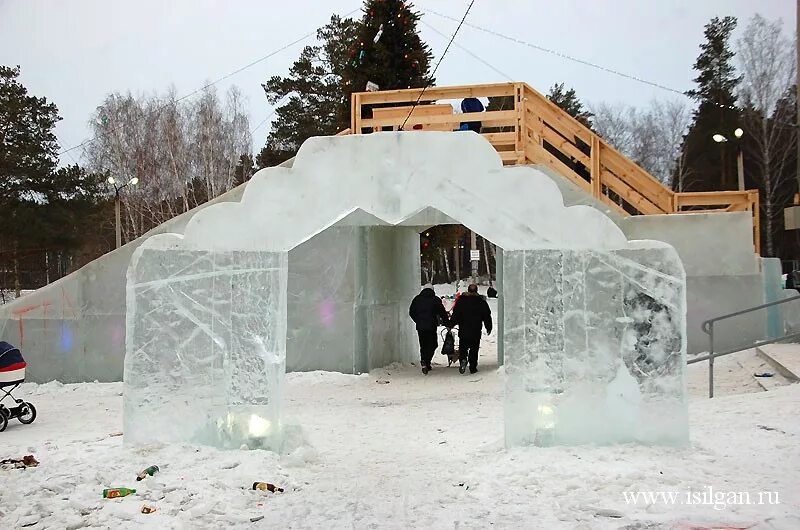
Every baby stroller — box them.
[440,327,460,366]
[0,341,36,432]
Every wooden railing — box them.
[349,82,761,253]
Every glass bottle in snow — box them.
[136,465,159,481]
[103,487,136,498]
[252,482,284,493]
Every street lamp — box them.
[108,176,139,248]
[712,129,745,191]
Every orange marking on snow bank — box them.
[11,303,40,316]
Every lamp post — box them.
[108,176,139,248]
[712,127,745,191]
[470,230,478,282]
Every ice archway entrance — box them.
[123,132,688,450]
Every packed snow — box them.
[2,323,798,529]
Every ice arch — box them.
[124,132,688,450]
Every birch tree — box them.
[85,85,251,243]
[737,14,797,257]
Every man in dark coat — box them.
[409,284,449,374]
[450,283,492,374]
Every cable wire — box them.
[423,7,685,95]
[422,7,754,115]
[419,18,513,81]
[250,94,290,136]
[57,7,360,158]
[399,0,476,131]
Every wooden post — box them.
[796,0,800,201]
[515,83,525,164]
[351,93,362,133]
[751,191,761,255]
[590,136,601,199]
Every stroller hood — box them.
[0,341,26,383]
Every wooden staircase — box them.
[348,82,760,253]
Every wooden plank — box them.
[371,104,455,131]
[351,93,360,132]
[372,104,454,119]
[336,128,351,136]
[515,83,524,157]
[750,192,760,254]
[499,150,523,163]
[481,132,516,145]
[597,192,631,218]
[601,144,670,200]
[361,109,517,129]
[601,146,673,211]
[527,140,592,193]
[540,123,591,167]
[672,208,729,215]
[523,86,592,145]
[525,91,675,214]
[677,198,750,208]
[725,202,750,212]
[514,83,526,152]
[524,101,592,147]
[677,190,757,199]
[493,143,517,152]
[523,117,544,146]
[601,169,665,214]
[355,83,516,105]
[675,191,752,207]
[591,137,601,198]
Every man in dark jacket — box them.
[409,285,449,374]
[450,283,492,374]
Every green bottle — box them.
[103,487,136,499]
[136,465,160,481]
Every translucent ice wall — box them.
[122,132,689,450]
[285,223,419,373]
[124,237,288,450]
[503,242,688,447]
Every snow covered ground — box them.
[2,312,799,528]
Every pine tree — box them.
[675,16,741,193]
[0,66,104,295]
[0,66,60,205]
[258,15,359,168]
[233,153,255,186]
[342,0,433,95]
[258,3,434,167]
[547,83,593,128]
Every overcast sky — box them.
[0,0,795,163]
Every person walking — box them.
[409,284,450,374]
[449,283,492,374]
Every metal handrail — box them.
[687,294,800,398]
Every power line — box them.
[419,18,514,81]
[57,7,360,159]
[399,0,476,131]
[55,133,80,165]
[423,7,686,96]
[250,94,290,136]
[422,7,751,115]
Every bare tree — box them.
[638,99,691,188]
[85,86,251,243]
[737,14,797,257]
[590,99,690,187]
[590,102,636,154]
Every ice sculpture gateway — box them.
[124,132,688,449]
